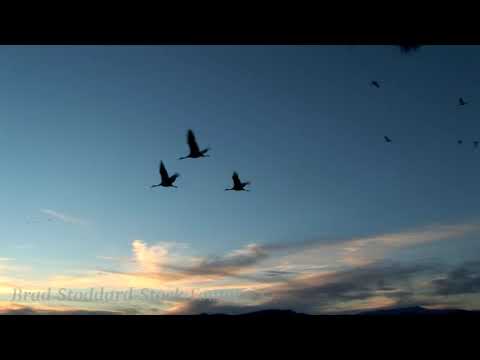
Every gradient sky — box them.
[2,45,480,314]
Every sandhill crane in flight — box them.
[384,136,392,143]
[225,172,250,192]
[179,129,210,160]
[458,98,469,106]
[370,81,380,88]
[151,161,179,189]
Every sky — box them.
[2,45,480,314]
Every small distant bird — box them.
[458,97,469,106]
[225,172,250,192]
[458,140,463,144]
[474,141,479,149]
[151,161,179,188]
[384,136,392,143]
[179,129,210,160]
[370,81,380,88]
[398,44,422,54]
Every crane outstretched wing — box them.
[159,161,169,181]
[187,129,200,154]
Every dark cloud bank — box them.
[170,260,480,315]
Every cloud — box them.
[98,241,273,285]
[40,209,88,225]
[346,223,479,250]
[169,261,440,315]
[4,218,480,315]
[166,244,268,278]
[98,221,480,288]
[168,298,260,315]
[267,221,480,269]
[0,258,32,278]
[431,261,480,296]
[0,258,12,273]
[132,240,170,273]
[0,304,130,315]
[340,223,480,266]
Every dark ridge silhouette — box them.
[151,161,179,189]
[179,129,210,160]
[197,307,480,317]
[239,309,308,317]
[398,44,422,54]
[370,81,380,88]
[458,97,469,106]
[384,136,392,143]
[225,171,250,191]
[199,310,308,317]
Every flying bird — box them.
[370,81,380,88]
[151,161,179,189]
[225,172,250,192]
[474,141,479,149]
[458,140,463,145]
[458,97,469,106]
[179,129,210,160]
[384,136,392,143]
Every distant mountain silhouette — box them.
[198,309,308,317]
[239,309,308,317]
[197,306,480,316]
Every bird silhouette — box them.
[225,172,250,192]
[384,136,392,143]
[458,140,463,145]
[370,81,380,88]
[151,161,179,188]
[458,97,469,106]
[474,141,479,149]
[179,129,210,160]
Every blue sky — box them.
[1,46,480,314]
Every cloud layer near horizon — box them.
[2,219,480,314]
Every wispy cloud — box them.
[431,261,480,296]
[336,222,480,266]
[2,219,480,314]
[40,209,88,225]
[260,221,480,270]
[96,221,480,288]
[168,260,442,315]
[0,303,130,315]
